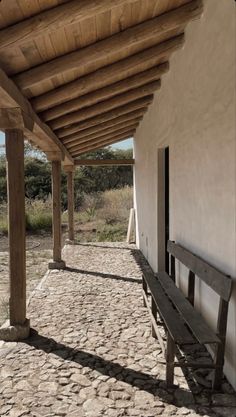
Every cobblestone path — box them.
[0,243,235,417]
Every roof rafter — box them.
[66,122,140,151]
[50,81,160,130]
[31,36,181,113]
[61,115,143,145]
[41,65,168,122]
[0,68,73,164]
[0,0,139,51]
[56,97,152,139]
[71,132,135,157]
[13,0,203,91]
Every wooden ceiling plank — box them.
[56,98,152,139]
[41,64,168,122]
[13,0,203,90]
[71,131,135,156]
[0,67,73,164]
[0,0,140,51]
[31,35,182,112]
[50,81,160,130]
[61,115,143,145]
[66,122,140,150]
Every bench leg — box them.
[151,297,157,339]
[212,343,224,390]
[166,332,175,387]
[142,276,148,307]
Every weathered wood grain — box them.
[65,121,140,149]
[167,241,232,301]
[41,67,165,121]
[56,98,152,138]
[61,116,143,145]
[0,0,140,51]
[157,271,220,344]
[13,1,202,90]
[49,81,160,130]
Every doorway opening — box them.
[157,146,170,272]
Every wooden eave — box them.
[0,0,203,163]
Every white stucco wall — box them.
[134,0,236,388]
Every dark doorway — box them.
[164,147,170,273]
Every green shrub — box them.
[26,212,52,232]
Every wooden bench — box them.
[142,240,232,390]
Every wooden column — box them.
[48,160,66,269]
[65,166,75,243]
[0,128,30,341]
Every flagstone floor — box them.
[0,243,235,417]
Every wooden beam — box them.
[72,133,134,156]
[74,159,134,166]
[0,0,139,51]
[57,105,149,139]
[5,129,27,326]
[51,82,159,131]
[62,117,143,146]
[66,171,75,242]
[31,35,181,113]
[14,1,203,90]
[48,161,66,269]
[67,123,139,151]
[57,105,148,141]
[41,66,168,121]
[0,68,73,164]
[70,130,135,156]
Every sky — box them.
[0,131,132,151]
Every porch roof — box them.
[0,0,202,164]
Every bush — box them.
[97,187,133,225]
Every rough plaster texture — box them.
[133,0,236,388]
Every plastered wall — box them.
[134,0,236,388]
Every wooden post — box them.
[0,129,30,341]
[126,208,135,243]
[67,171,75,242]
[64,165,75,243]
[48,160,66,269]
[166,332,175,387]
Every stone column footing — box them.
[0,318,30,341]
[65,239,75,245]
[48,260,66,270]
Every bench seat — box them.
[142,240,232,390]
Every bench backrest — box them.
[167,241,232,302]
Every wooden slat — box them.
[69,128,136,154]
[0,0,140,51]
[143,272,195,345]
[157,271,220,344]
[74,159,134,166]
[71,132,135,156]
[65,121,140,149]
[13,1,203,90]
[167,241,232,301]
[61,115,143,145]
[31,35,181,112]
[56,97,152,138]
[50,81,160,130]
[41,66,167,121]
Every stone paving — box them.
[0,243,235,417]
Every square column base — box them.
[48,260,66,270]
[0,319,30,341]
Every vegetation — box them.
[0,146,134,242]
